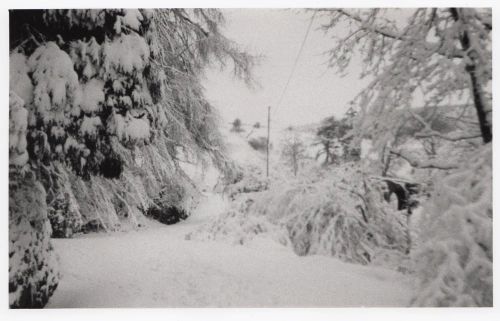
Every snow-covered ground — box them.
[47,191,413,308]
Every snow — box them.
[114,10,143,34]
[9,91,29,167]
[103,33,150,75]
[411,144,492,306]
[79,78,105,113]
[69,37,101,80]
[122,9,144,31]
[223,127,266,168]
[46,192,412,308]
[10,52,33,105]
[28,42,79,124]
[360,139,377,160]
[8,8,491,310]
[108,113,151,143]
[79,116,102,137]
[64,136,86,154]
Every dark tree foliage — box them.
[231,118,244,132]
[248,136,268,152]
[314,116,352,164]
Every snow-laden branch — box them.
[318,8,465,59]
[390,149,458,170]
[335,9,402,40]
[406,108,481,142]
[171,9,209,37]
[414,130,482,142]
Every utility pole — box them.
[266,106,271,178]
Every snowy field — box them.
[47,192,412,308]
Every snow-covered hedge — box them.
[411,144,492,307]
[192,163,410,267]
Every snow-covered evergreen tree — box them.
[9,9,254,308]
[9,91,60,308]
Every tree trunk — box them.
[450,8,492,143]
[466,63,492,143]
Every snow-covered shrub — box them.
[249,171,373,264]
[223,165,269,199]
[362,179,412,270]
[47,190,83,238]
[196,162,409,266]
[144,175,192,225]
[186,194,291,247]
[9,172,59,308]
[411,144,492,307]
[248,136,268,152]
[364,179,411,253]
[146,205,188,225]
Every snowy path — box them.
[47,194,413,308]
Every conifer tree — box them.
[9,9,254,308]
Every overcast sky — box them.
[203,9,369,130]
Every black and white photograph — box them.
[3,0,496,316]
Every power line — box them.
[273,12,316,118]
[266,106,271,178]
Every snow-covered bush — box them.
[223,165,269,199]
[9,172,60,308]
[186,194,291,247]
[143,172,195,225]
[411,144,492,307]
[194,162,410,267]
[362,178,412,270]
[47,190,83,238]
[249,167,374,265]
[248,136,268,152]
[364,179,411,252]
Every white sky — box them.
[203,9,369,130]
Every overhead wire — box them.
[272,12,317,118]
